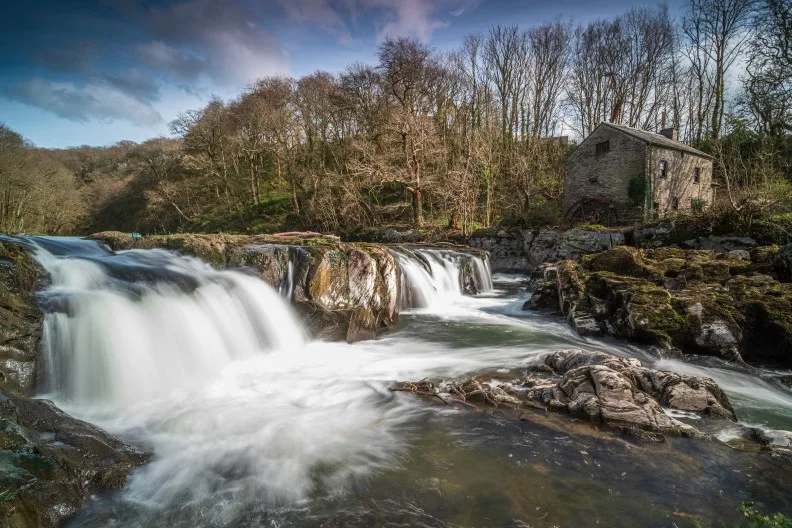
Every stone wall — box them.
[468,228,626,273]
[563,125,647,220]
[647,146,714,215]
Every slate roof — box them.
[601,122,713,159]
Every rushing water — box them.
[15,237,792,527]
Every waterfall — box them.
[392,247,493,309]
[28,237,305,407]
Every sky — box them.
[0,0,683,149]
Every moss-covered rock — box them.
[528,245,792,367]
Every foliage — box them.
[627,176,650,207]
[691,198,707,213]
[740,502,792,528]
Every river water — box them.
[18,237,792,527]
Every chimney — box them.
[660,127,678,141]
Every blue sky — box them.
[0,0,683,148]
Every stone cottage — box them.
[563,123,714,225]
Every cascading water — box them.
[11,235,792,527]
[30,237,305,407]
[392,247,493,309]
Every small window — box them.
[694,167,700,184]
[653,202,660,210]
[660,160,668,178]
[671,197,679,210]
[595,141,610,155]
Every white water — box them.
[394,247,493,309]
[34,239,305,407]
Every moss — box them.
[582,246,655,278]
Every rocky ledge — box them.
[0,391,150,527]
[88,231,490,343]
[525,244,792,368]
[394,349,736,442]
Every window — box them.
[653,202,660,210]
[694,167,700,184]
[595,141,610,155]
[671,197,679,210]
[660,159,668,178]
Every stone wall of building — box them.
[563,126,647,220]
[646,146,714,215]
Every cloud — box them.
[278,0,479,43]
[138,41,206,82]
[277,0,353,42]
[366,0,449,42]
[4,79,163,126]
[141,0,290,85]
[102,69,161,102]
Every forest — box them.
[1,0,789,237]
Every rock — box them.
[396,349,735,442]
[525,266,560,313]
[680,236,757,252]
[523,228,627,273]
[529,350,736,439]
[467,229,527,273]
[467,227,626,273]
[0,239,43,393]
[531,245,792,367]
[776,243,792,283]
[450,379,521,408]
[0,390,149,528]
[726,249,751,261]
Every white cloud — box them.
[143,0,290,85]
[4,79,163,126]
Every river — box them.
[19,237,792,527]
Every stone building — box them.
[563,123,714,225]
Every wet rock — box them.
[529,350,736,439]
[92,232,406,342]
[467,229,527,273]
[0,240,43,393]
[525,266,560,313]
[450,379,521,408]
[0,390,149,528]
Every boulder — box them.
[394,349,736,442]
[530,350,735,439]
[776,243,792,283]
[0,390,149,528]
